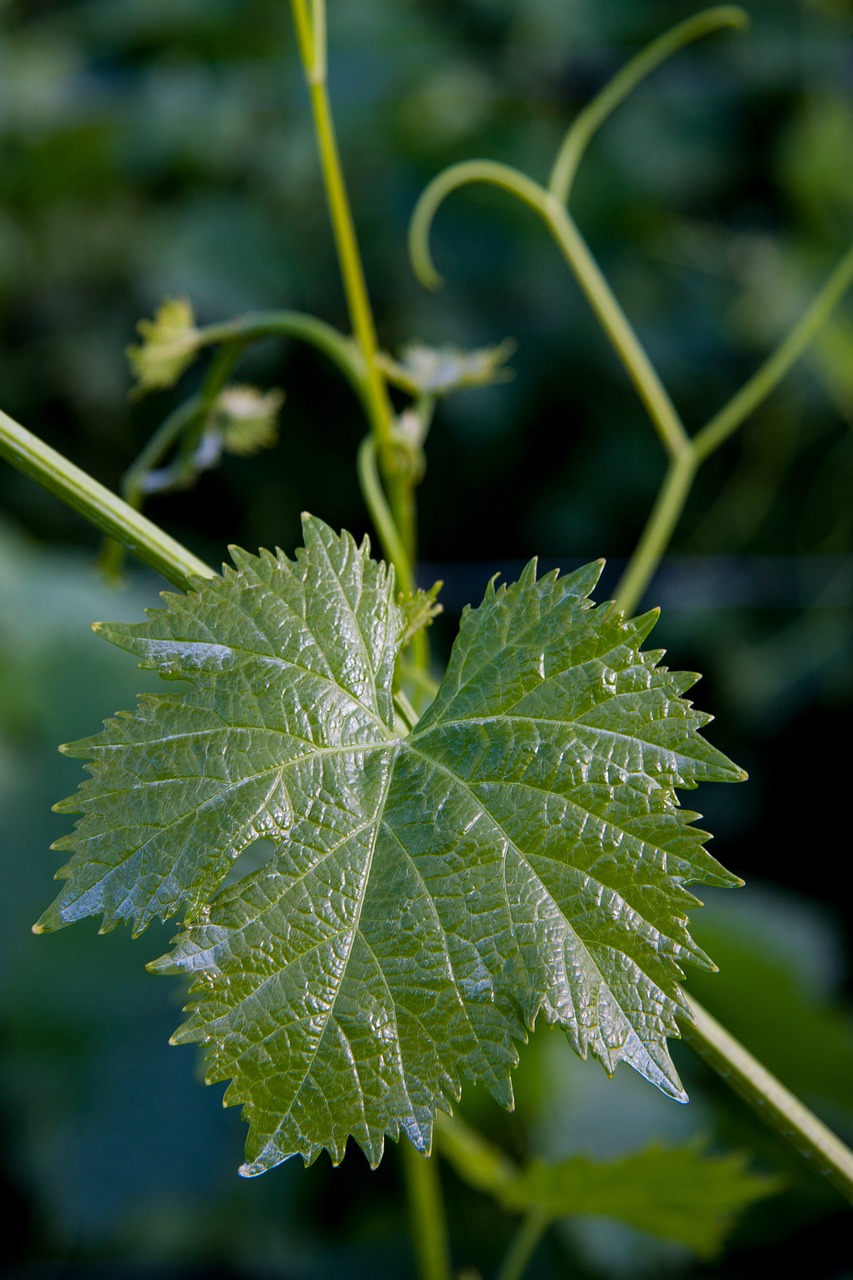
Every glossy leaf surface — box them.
[40,516,742,1172]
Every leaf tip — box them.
[32,903,62,934]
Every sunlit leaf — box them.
[39,516,742,1172]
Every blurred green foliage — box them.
[1,0,852,1276]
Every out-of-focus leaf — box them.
[380,339,516,397]
[503,1143,779,1258]
[437,1115,778,1259]
[215,385,284,457]
[127,298,201,396]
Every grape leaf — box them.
[436,1116,779,1259]
[38,515,743,1173]
[379,338,516,397]
[127,297,201,395]
[504,1144,779,1258]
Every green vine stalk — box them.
[1,7,853,1280]
[0,405,213,591]
[408,6,853,620]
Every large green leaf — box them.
[39,515,743,1172]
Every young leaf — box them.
[214,385,284,456]
[39,516,743,1173]
[502,1144,779,1258]
[127,297,201,396]
[379,339,516,397]
[399,580,444,645]
[435,1117,779,1258]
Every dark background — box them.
[1,0,851,1276]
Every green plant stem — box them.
[101,346,243,581]
[357,436,414,595]
[357,437,429,672]
[394,688,420,731]
[97,396,200,582]
[126,345,240,497]
[613,242,853,611]
[496,1209,550,1280]
[410,161,690,459]
[409,159,555,291]
[0,406,213,591]
[683,996,853,1204]
[401,1141,453,1280]
[289,0,415,565]
[612,450,697,615]
[549,7,748,205]
[692,241,853,462]
[546,201,691,458]
[198,310,369,413]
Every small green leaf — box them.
[380,339,516,397]
[41,517,743,1172]
[502,1143,779,1258]
[214,385,284,456]
[399,581,443,645]
[127,297,201,396]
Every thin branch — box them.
[683,995,853,1205]
[0,407,214,591]
[549,7,748,205]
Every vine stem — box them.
[357,436,414,596]
[407,17,853,1199]
[611,450,697,616]
[198,310,369,408]
[0,406,214,591]
[401,1139,454,1280]
[682,996,853,1203]
[545,199,691,459]
[496,1210,550,1280]
[692,240,853,462]
[549,7,748,205]
[100,344,242,581]
[613,240,853,611]
[409,162,689,459]
[289,0,417,571]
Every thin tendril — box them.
[549,7,748,205]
